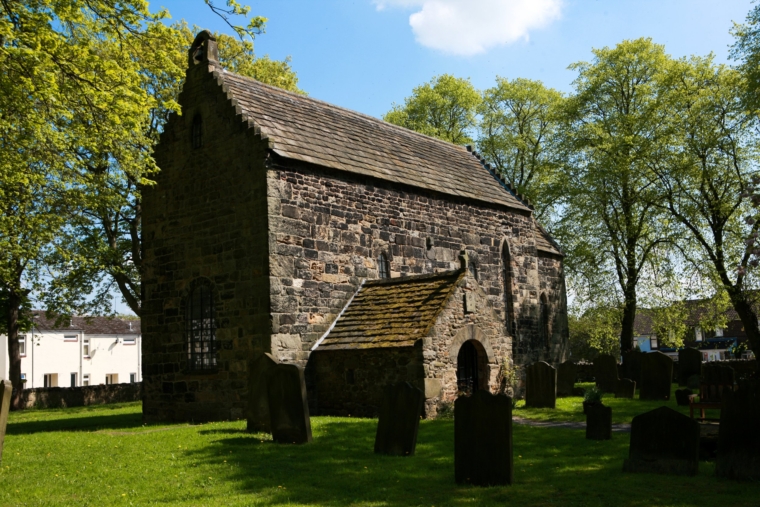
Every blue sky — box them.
[153,0,754,119]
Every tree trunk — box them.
[727,290,760,376]
[620,289,637,353]
[5,288,23,410]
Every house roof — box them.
[314,270,465,351]
[30,311,140,335]
[209,66,532,213]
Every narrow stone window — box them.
[378,252,390,279]
[346,368,355,385]
[502,242,516,335]
[192,114,203,149]
[187,284,216,370]
[540,293,550,349]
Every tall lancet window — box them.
[378,252,390,279]
[187,284,216,370]
[192,114,203,149]
[502,242,516,335]
[540,293,550,349]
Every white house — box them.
[0,311,141,388]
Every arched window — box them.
[502,242,516,335]
[540,293,550,349]
[187,284,216,370]
[378,252,390,279]
[192,114,203,149]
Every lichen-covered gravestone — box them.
[0,380,11,464]
[374,382,424,456]
[556,361,577,397]
[525,361,556,408]
[615,378,636,399]
[247,353,279,433]
[455,390,513,486]
[586,404,612,440]
[621,350,643,385]
[678,348,702,387]
[593,354,618,393]
[623,406,699,476]
[267,363,313,444]
[716,382,760,480]
[639,351,673,401]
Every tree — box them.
[477,77,564,221]
[558,38,676,352]
[568,306,621,361]
[383,74,480,145]
[730,3,760,113]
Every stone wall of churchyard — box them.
[574,358,757,384]
[266,158,569,375]
[141,64,273,423]
[19,383,141,409]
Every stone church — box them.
[141,32,569,423]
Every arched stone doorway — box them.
[456,339,488,395]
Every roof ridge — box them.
[363,268,463,286]
[464,146,535,211]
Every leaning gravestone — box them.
[247,353,279,433]
[525,361,556,408]
[678,348,702,387]
[267,363,312,444]
[455,390,513,486]
[716,382,760,480]
[615,378,636,399]
[639,351,673,401]
[374,382,424,456]
[621,349,643,385]
[586,404,612,440]
[556,361,577,397]
[0,380,11,464]
[593,354,619,393]
[623,406,700,476]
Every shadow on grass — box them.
[6,411,144,435]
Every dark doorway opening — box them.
[457,340,484,395]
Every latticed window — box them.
[192,114,203,149]
[378,253,390,279]
[187,285,216,370]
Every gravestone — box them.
[686,374,701,390]
[621,350,643,385]
[593,354,619,393]
[586,404,612,440]
[678,348,702,387]
[623,406,700,476]
[247,353,279,433]
[639,351,673,401]
[702,363,735,385]
[525,361,556,408]
[556,361,577,397]
[675,388,693,406]
[374,382,424,456]
[615,378,636,399]
[455,390,513,486]
[0,380,11,464]
[267,363,312,444]
[716,382,760,480]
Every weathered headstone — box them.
[455,390,513,486]
[0,380,11,464]
[586,404,612,440]
[621,349,643,385]
[675,388,693,407]
[686,374,701,390]
[525,361,556,408]
[247,353,279,433]
[615,378,636,399]
[556,361,577,397]
[639,351,673,401]
[623,406,700,476]
[374,382,424,456]
[678,348,702,387]
[716,382,760,480]
[593,354,618,393]
[267,363,312,444]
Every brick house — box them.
[140,32,569,423]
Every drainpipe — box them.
[79,329,83,387]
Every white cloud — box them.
[374,0,563,56]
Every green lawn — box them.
[0,392,756,507]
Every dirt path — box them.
[513,416,631,433]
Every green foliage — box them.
[383,74,480,145]
[582,385,604,403]
[568,306,621,361]
[649,301,689,349]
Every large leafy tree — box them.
[477,77,564,221]
[383,74,480,145]
[558,38,676,352]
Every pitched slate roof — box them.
[534,220,563,256]
[210,65,531,213]
[315,270,465,351]
[30,311,140,334]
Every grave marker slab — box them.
[675,388,693,407]
[621,350,643,385]
[678,348,702,387]
[623,406,700,476]
[639,351,673,401]
[525,361,556,408]
[556,361,577,397]
[593,354,618,393]
[267,363,312,444]
[586,404,612,440]
[615,378,636,399]
[716,382,760,480]
[455,390,513,486]
[374,382,424,456]
[247,353,279,433]
[0,380,11,464]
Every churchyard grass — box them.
[0,399,755,507]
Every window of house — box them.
[130,373,137,383]
[123,336,136,345]
[378,253,390,279]
[650,335,659,350]
[695,327,703,342]
[82,374,90,386]
[83,338,90,357]
[187,284,216,370]
[18,335,26,356]
[192,114,203,149]
[43,373,58,388]
[105,373,118,385]
[502,243,516,335]
[70,373,77,387]
[715,327,724,337]
[540,294,550,348]
[64,334,77,342]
